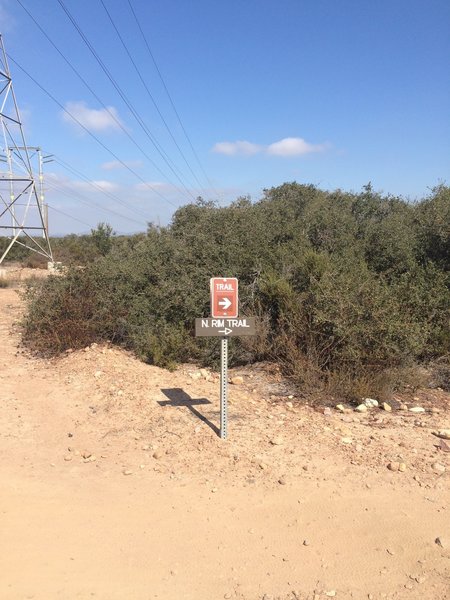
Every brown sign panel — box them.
[195,317,256,337]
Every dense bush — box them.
[21,183,450,399]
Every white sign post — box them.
[220,337,228,439]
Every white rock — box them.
[355,404,368,413]
[231,376,244,385]
[432,462,446,474]
[409,406,425,413]
[382,402,392,412]
[336,404,345,412]
[364,398,379,408]
[341,437,353,444]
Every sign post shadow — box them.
[159,388,219,436]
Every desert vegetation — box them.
[10,182,450,400]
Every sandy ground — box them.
[0,281,449,600]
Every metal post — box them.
[220,337,228,439]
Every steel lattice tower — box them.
[0,33,52,264]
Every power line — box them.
[127,0,220,198]
[50,155,154,221]
[56,0,197,202]
[14,0,192,204]
[99,0,208,197]
[7,54,179,209]
[45,180,147,227]
[47,204,94,229]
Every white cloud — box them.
[212,140,262,156]
[212,136,328,157]
[101,160,142,171]
[62,101,124,133]
[267,137,327,156]
[46,173,118,193]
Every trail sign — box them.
[195,317,256,337]
[195,277,255,440]
[210,277,238,318]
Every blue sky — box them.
[1,0,449,234]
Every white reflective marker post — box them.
[220,337,228,439]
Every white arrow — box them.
[218,328,232,336]
[218,297,232,310]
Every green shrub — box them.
[21,184,450,399]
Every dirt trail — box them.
[0,284,449,600]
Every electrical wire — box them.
[127,0,220,198]
[47,204,94,229]
[45,179,147,227]
[7,54,179,209]
[50,154,154,221]
[14,0,193,204]
[99,0,208,197]
[56,0,197,201]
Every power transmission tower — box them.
[0,33,53,265]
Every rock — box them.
[355,444,363,453]
[399,463,407,472]
[278,477,287,485]
[152,450,163,459]
[270,437,283,446]
[286,401,293,409]
[432,462,446,474]
[364,398,379,408]
[141,444,150,451]
[122,469,133,475]
[189,371,202,380]
[325,592,336,597]
[323,407,332,416]
[439,439,450,452]
[259,462,268,470]
[199,368,209,379]
[409,406,425,413]
[382,402,392,412]
[64,454,72,462]
[336,404,345,412]
[388,461,400,471]
[94,370,103,378]
[81,451,92,459]
[341,437,353,444]
[338,426,352,436]
[303,539,310,546]
[231,376,244,385]
[432,429,450,440]
[435,536,447,549]
[224,594,232,599]
[355,404,368,413]
[211,487,218,493]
